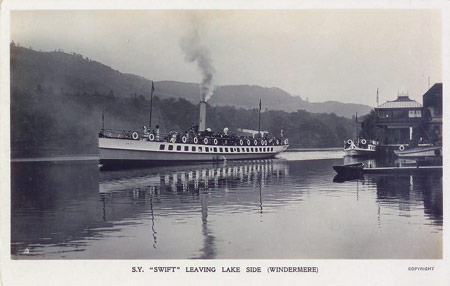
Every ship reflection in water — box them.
[98,160,287,259]
[11,151,442,259]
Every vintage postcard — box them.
[1,0,449,285]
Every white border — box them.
[1,1,449,285]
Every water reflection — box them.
[10,153,442,259]
[11,161,100,257]
[98,160,287,259]
[337,156,442,225]
[367,174,442,225]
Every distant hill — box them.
[10,45,372,118]
[11,45,360,157]
[209,85,372,117]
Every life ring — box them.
[213,138,218,145]
[204,138,209,145]
[182,136,187,143]
[284,139,289,145]
[247,140,251,146]
[399,145,405,151]
[254,140,258,146]
[193,137,199,144]
[361,139,367,145]
[347,139,353,145]
[240,139,244,146]
[149,134,155,141]
[132,131,139,140]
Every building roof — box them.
[378,95,422,109]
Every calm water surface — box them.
[11,151,442,259]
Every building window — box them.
[213,147,217,152]
[408,110,422,118]
[224,148,229,152]
[246,148,250,152]
[198,147,202,152]
[177,145,182,151]
[220,147,223,152]
[184,146,189,151]
[230,148,234,153]
[205,147,209,152]
[159,144,165,150]
[192,146,196,152]
[168,145,174,151]
[251,148,254,152]
[379,110,391,118]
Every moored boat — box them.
[332,162,364,176]
[343,138,378,157]
[393,145,442,159]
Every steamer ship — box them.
[98,86,289,167]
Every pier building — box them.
[374,83,442,149]
[374,93,423,146]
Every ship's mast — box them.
[258,99,261,138]
[149,81,155,128]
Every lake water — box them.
[11,150,442,259]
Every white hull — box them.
[394,146,441,159]
[99,138,288,165]
[344,148,376,157]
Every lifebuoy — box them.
[361,139,367,145]
[254,140,258,146]
[193,137,198,144]
[247,140,251,146]
[347,139,353,145]
[182,136,187,143]
[213,138,218,145]
[240,139,244,146]
[204,138,208,145]
[284,139,289,145]
[399,145,405,151]
[132,131,139,140]
[149,134,155,141]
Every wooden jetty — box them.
[362,165,442,174]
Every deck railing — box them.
[99,129,288,147]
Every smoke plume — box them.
[180,28,215,102]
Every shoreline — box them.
[11,155,99,163]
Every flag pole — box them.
[258,99,261,138]
[149,81,155,128]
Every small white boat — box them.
[343,138,378,157]
[394,145,442,159]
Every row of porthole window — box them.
[159,144,274,153]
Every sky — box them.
[10,9,442,106]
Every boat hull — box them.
[344,148,376,157]
[394,146,442,159]
[99,138,288,167]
